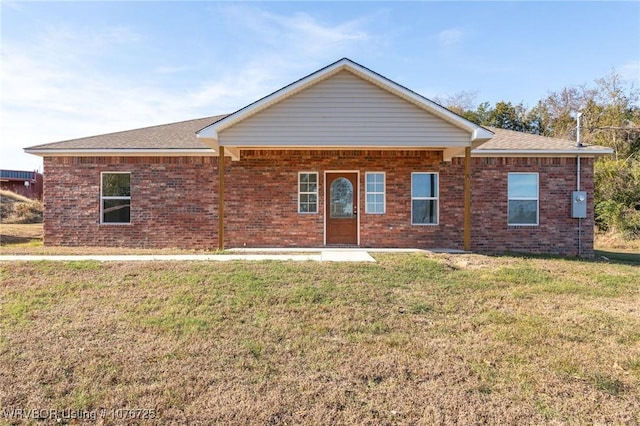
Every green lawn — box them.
[1,254,639,424]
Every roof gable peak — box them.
[197,58,493,142]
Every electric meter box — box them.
[572,191,587,218]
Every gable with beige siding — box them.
[219,70,469,148]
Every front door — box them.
[326,172,358,245]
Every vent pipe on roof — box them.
[576,112,583,147]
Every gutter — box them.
[472,148,614,157]
[24,148,217,157]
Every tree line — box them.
[435,71,640,239]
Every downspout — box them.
[576,113,582,256]
[577,155,581,192]
[577,155,581,256]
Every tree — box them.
[447,70,640,238]
[534,86,588,140]
[461,101,492,126]
[433,90,478,115]
[533,71,640,158]
[587,71,640,160]
[437,95,532,132]
[485,101,531,132]
[595,159,640,238]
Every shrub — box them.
[595,158,640,239]
[0,201,12,221]
[12,201,43,224]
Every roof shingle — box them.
[26,115,226,151]
[477,127,610,153]
[25,116,612,156]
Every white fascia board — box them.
[226,142,468,150]
[472,128,494,142]
[24,148,217,157]
[211,135,458,150]
[196,128,218,139]
[471,148,614,157]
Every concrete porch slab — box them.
[0,252,373,262]
[320,250,376,262]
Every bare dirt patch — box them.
[427,252,520,271]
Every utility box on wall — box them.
[572,191,587,218]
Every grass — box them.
[595,249,640,265]
[0,223,43,247]
[0,190,42,225]
[0,189,32,203]
[595,232,640,265]
[1,254,639,424]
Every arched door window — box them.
[330,177,353,218]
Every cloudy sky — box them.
[1,1,638,171]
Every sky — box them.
[1,1,639,172]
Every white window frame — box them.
[411,172,439,225]
[365,172,386,214]
[100,172,131,225]
[507,172,539,226]
[298,172,318,214]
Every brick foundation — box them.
[42,152,594,256]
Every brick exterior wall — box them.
[42,152,595,256]
[224,150,463,249]
[471,157,594,257]
[43,156,218,249]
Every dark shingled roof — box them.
[25,115,612,155]
[478,127,611,153]
[26,115,227,151]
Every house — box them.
[25,58,613,256]
[0,169,43,200]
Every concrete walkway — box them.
[0,249,378,263]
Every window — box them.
[508,173,539,225]
[412,173,438,225]
[298,172,318,213]
[101,172,131,224]
[330,177,354,218]
[365,172,385,214]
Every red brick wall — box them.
[224,150,461,249]
[42,152,594,256]
[43,156,218,249]
[224,151,593,256]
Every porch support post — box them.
[463,146,471,251]
[218,146,225,251]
